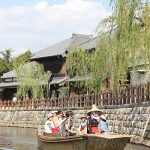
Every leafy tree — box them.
[16,61,50,100]
[0,49,32,76]
[67,0,150,92]
[67,46,91,93]
[13,50,31,69]
[0,49,13,76]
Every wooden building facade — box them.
[0,33,92,100]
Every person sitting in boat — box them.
[77,115,87,135]
[60,110,76,137]
[87,105,102,134]
[98,115,109,134]
[44,113,55,133]
[51,110,60,133]
[57,110,66,124]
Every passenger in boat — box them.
[77,115,87,135]
[51,110,59,127]
[98,115,109,134]
[87,105,102,134]
[60,110,76,137]
[51,110,60,133]
[44,113,55,133]
[57,110,66,123]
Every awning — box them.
[50,76,68,85]
[0,82,19,88]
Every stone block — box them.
[140,107,150,114]
[131,107,140,114]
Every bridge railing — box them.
[0,83,150,110]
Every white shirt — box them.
[44,120,55,133]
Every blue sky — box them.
[0,0,110,56]
[0,0,109,8]
[0,0,66,8]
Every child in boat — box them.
[77,115,87,135]
[87,105,102,134]
[98,115,109,134]
[60,111,76,137]
[44,113,55,133]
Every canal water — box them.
[0,127,149,150]
[0,127,38,150]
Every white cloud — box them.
[34,1,48,10]
[0,0,110,56]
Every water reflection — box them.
[0,127,38,150]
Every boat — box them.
[37,128,131,150]
[38,134,88,150]
[37,128,88,150]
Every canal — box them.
[0,127,149,150]
[0,127,38,150]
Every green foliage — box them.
[67,0,150,92]
[0,49,32,76]
[67,46,91,93]
[16,61,50,100]
[107,0,150,88]
[0,49,13,76]
[67,46,90,77]
[13,50,31,69]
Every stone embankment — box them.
[0,104,149,147]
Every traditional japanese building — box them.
[30,33,92,73]
[30,33,92,98]
[0,33,92,100]
[0,70,18,100]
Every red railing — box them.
[0,83,150,110]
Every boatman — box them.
[87,105,102,134]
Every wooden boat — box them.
[37,128,88,150]
[37,128,131,150]
[38,134,88,150]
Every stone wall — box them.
[103,106,150,138]
[0,109,87,128]
[0,104,150,146]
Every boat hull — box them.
[38,134,87,150]
[37,133,131,150]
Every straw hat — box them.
[87,104,102,115]
[100,115,106,121]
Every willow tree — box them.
[67,0,150,92]
[16,61,50,100]
[107,0,150,89]
[67,46,91,94]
